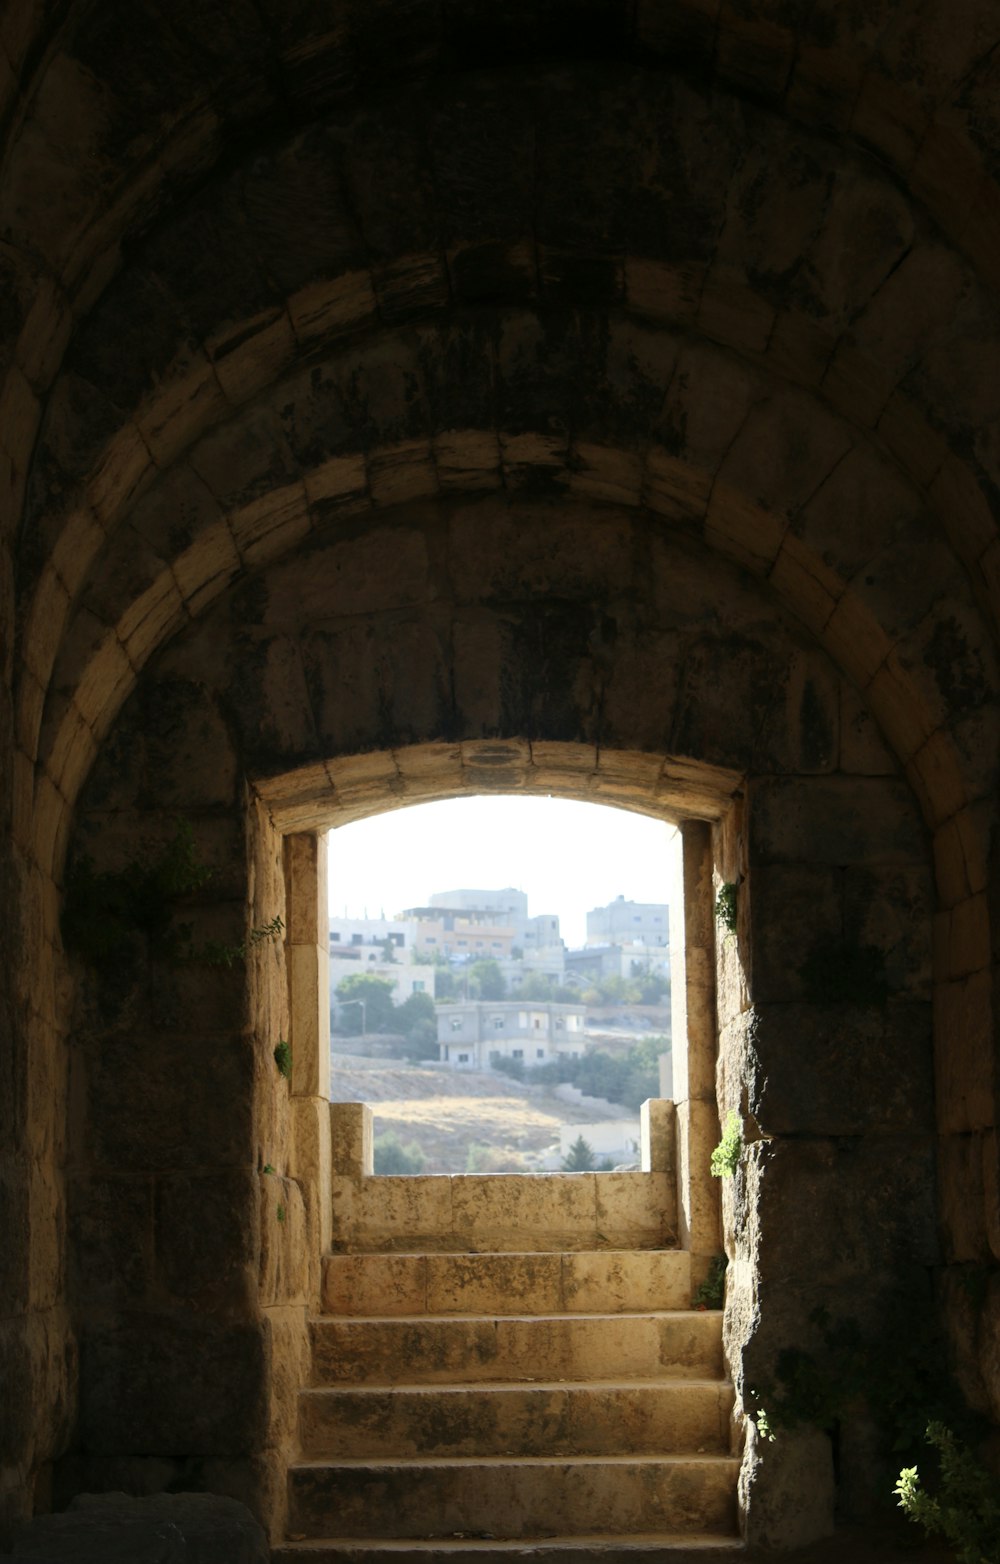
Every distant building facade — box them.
[329,916,433,1011]
[438,1000,585,1070]
[586,896,669,948]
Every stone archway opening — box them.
[259,739,743,1281]
[323,791,678,1177]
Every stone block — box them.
[329,1102,372,1177]
[84,1031,254,1172]
[290,1096,332,1253]
[70,1175,152,1306]
[331,1173,454,1253]
[937,1132,989,1263]
[11,1491,268,1563]
[451,1173,597,1251]
[748,1001,934,1137]
[258,1176,308,1308]
[746,863,841,1004]
[740,1424,834,1550]
[426,1251,562,1316]
[287,943,328,1097]
[561,1249,691,1313]
[0,1161,31,1314]
[748,775,925,866]
[323,1252,427,1316]
[155,1169,257,1307]
[843,863,933,998]
[750,1135,939,1302]
[640,1098,675,1173]
[595,1171,676,1248]
[933,969,995,1132]
[0,1318,34,1465]
[79,1315,268,1456]
[675,1098,721,1257]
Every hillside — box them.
[330,1052,629,1174]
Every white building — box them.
[438,1000,586,1070]
[586,896,669,949]
[329,916,434,1013]
[428,889,566,977]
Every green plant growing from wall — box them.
[715,882,738,934]
[710,1111,742,1177]
[896,1423,1000,1564]
[273,1039,292,1080]
[199,913,285,969]
[63,819,285,971]
[693,1253,727,1310]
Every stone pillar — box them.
[285,833,332,1262]
[672,821,722,1282]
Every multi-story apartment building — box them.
[438,1001,586,1070]
[399,902,517,962]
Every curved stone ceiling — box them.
[2,17,998,908]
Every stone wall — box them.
[1,1,999,1545]
[50,495,950,1538]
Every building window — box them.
[536,1048,545,1059]
[493,1017,505,1030]
[458,1052,469,1063]
[331,932,340,942]
[533,1018,542,1030]
[451,1018,462,1032]
[413,980,425,992]
[352,933,363,945]
[512,1048,523,1059]
[555,1018,564,1031]
[426,937,437,943]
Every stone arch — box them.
[52,493,939,1541]
[3,4,1000,1548]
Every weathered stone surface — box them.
[79,1318,268,1456]
[746,1002,934,1136]
[739,1425,834,1550]
[11,1491,268,1563]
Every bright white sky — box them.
[327,796,679,949]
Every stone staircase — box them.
[275,1160,742,1563]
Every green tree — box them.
[469,958,506,999]
[516,971,557,1000]
[433,967,460,1000]
[395,989,439,1059]
[373,1130,426,1174]
[334,972,396,1033]
[562,1134,598,1171]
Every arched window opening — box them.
[324,795,680,1176]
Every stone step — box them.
[287,1456,741,1540]
[309,1311,724,1386]
[331,1172,675,1253]
[273,1535,745,1563]
[321,1250,692,1317]
[299,1379,734,1459]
